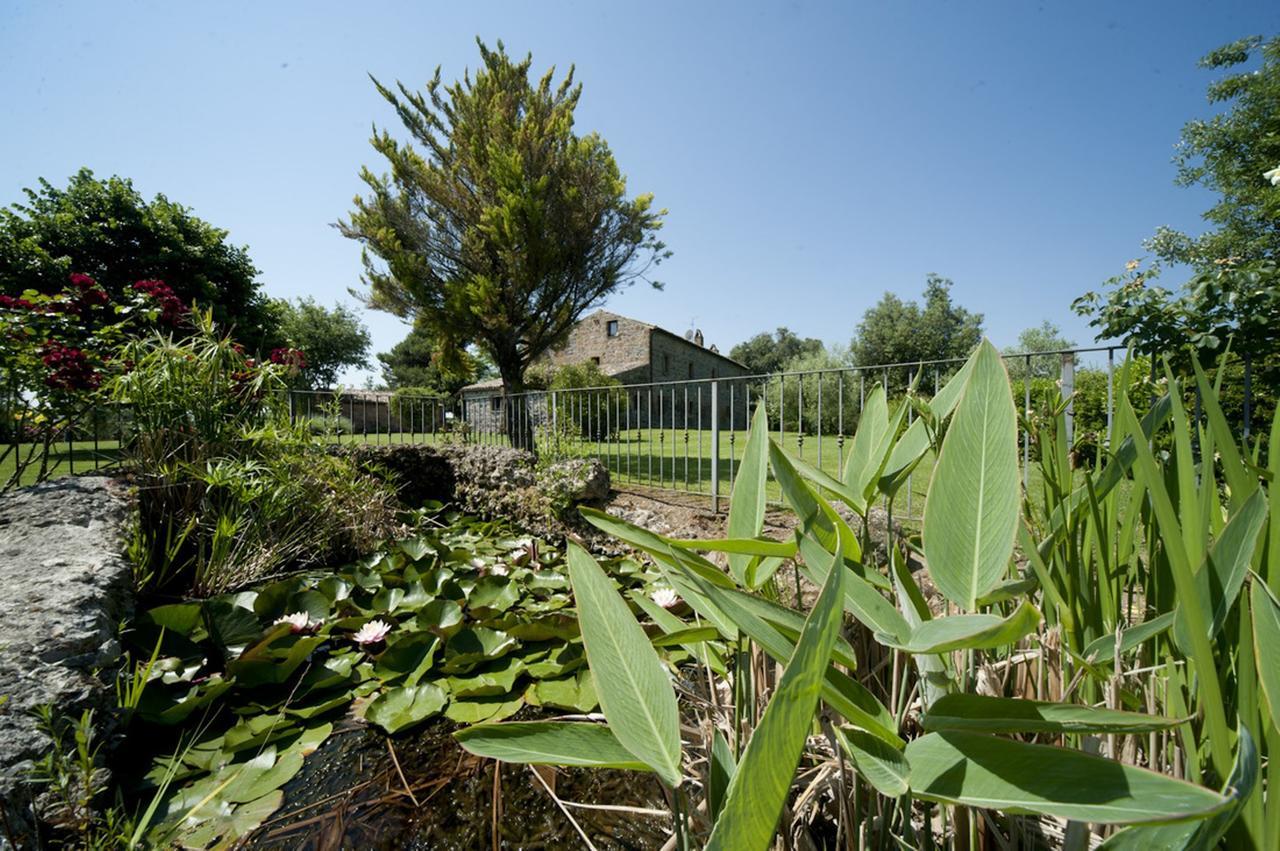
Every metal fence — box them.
[426,345,1265,519]
[5,346,1264,509]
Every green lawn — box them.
[5,427,1107,527]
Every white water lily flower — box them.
[1264,165,1280,186]
[353,619,393,645]
[490,564,510,577]
[273,611,311,633]
[652,588,680,609]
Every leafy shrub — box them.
[112,316,397,595]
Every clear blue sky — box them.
[2,1,1276,383]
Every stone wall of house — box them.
[546,310,651,374]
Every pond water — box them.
[247,713,670,849]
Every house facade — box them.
[459,310,751,432]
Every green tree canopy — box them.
[729,327,825,376]
[1147,36,1280,269]
[0,169,280,352]
[1005,320,1077,380]
[272,297,372,388]
[339,39,668,448]
[377,318,488,395]
[850,274,983,384]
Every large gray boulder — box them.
[0,476,134,842]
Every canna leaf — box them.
[567,544,682,787]
[923,694,1183,734]
[907,731,1231,824]
[455,721,653,771]
[886,601,1040,654]
[835,726,910,798]
[726,404,770,585]
[706,544,846,851]
[1251,580,1280,732]
[922,340,1020,610]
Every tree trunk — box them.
[498,363,536,454]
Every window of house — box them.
[591,356,601,366]
[606,320,619,337]
[490,396,502,412]
[662,353,669,374]
[712,367,718,379]
[687,363,694,379]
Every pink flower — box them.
[273,611,313,633]
[353,619,392,646]
[652,588,680,609]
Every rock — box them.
[0,476,134,843]
[547,458,610,503]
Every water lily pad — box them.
[317,575,352,602]
[468,577,522,613]
[399,535,437,561]
[418,599,465,636]
[445,693,524,724]
[202,599,263,656]
[373,633,439,685]
[447,656,525,697]
[139,677,232,726]
[524,642,585,679]
[526,670,598,712]
[443,628,517,673]
[366,683,448,734]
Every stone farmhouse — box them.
[460,309,751,432]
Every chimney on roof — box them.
[694,329,704,347]
[709,344,719,354]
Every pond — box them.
[111,508,692,848]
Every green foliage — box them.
[1004,320,1076,380]
[339,39,669,415]
[729,327,824,376]
[0,168,279,352]
[270,297,371,388]
[377,317,488,393]
[535,360,629,444]
[109,512,687,844]
[111,316,397,595]
[1149,36,1280,269]
[760,343,859,435]
[850,273,983,385]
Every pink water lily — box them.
[273,611,313,633]
[353,619,393,646]
[490,563,510,577]
[652,588,680,609]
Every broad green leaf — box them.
[455,721,653,771]
[1098,724,1259,850]
[525,670,598,712]
[1173,488,1268,650]
[708,729,736,822]
[797,534,908,641]
[567,544,682,787]
[721,587,860,669]
[727,404,770,584]
[786,452,867,514]
[442,628,517,673]
[365,683,448,734]
[923,694,1183,734]
[372,633,439,686]
[844,385,889,495]
[670,536,798,559]
[671,550,901,746]
[444,694,524,724]
[447,656,524,697]
[578,507,733,589]
[1083,612,1175,666]
[650,626,721,647]
[907,731,1230,824]
[922,340,1020,610]
[879,416,931,497]
[928,353,975,420]
[706,544,846,851]
[835,726,909,798]
[1252,581,1280,731]
[886,601,1040,654]
[769,442,862,564]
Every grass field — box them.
[5,426,1090,526]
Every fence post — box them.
[710,379,720,514]
[1061,353,1075,447]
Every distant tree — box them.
[272,297,372,388]
[1005,321,1077,380]
[850,274,983,386]
[1144,36,1280,269]
[0,169,280,352]
[729,327,824,375]
[1074,36,1280,421]
[339,40,668,449]
[377,318,488,395]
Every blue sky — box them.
[2,1,1276,383]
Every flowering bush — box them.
[0,271,193,487]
